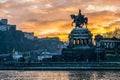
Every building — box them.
[95,35,120,54]
[38,51,52,61]
[38,51,59,62]
[12,51,23,62]
[62,27,97,62]
[0,19,16,31]
[24,32,35,40]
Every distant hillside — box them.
[0,30,64,54]
[0,19,64,54]
[0,30,38,54]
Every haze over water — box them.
[0,70,120,80]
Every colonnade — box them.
[71,39,89,45]
[102,42,116,49]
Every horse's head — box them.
[70,14,75,19]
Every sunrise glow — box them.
[0,0,120,41]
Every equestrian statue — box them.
[71,9,88,28]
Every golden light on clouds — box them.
[0,0,120,41]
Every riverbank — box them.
[1,62,120,70]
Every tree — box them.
[18,57,25,62]
[113,28,120,39]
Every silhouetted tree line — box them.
[103,28,120,39]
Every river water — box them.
[0,70,120,80]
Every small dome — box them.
[95,34,103,41]
[70,27,91,34]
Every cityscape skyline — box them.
[0,0,120,41]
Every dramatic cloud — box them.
[0,0,120,41]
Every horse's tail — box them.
[84,17,88,28]
[84,17,88,24]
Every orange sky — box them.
[0,0,120,41]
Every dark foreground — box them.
[1,62,120,70]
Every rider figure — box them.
[71,9,88,28]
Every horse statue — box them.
[71,10,88,28]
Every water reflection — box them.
[0,71,70,80]
[69,71,120,80]
[0,70,120,80]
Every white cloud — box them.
[39,29,58,35]
[86,5,120,12]
[86,5,95,10]
[0,0,9,3]
[19,0,33,2]
[45,4,53,8]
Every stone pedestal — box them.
[62,27,97,62]
[68,27,93,48]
